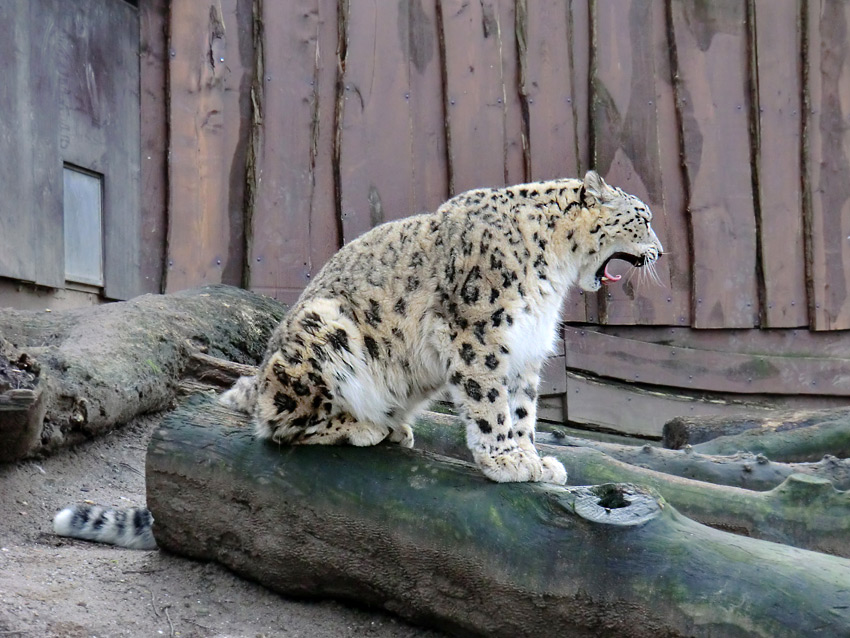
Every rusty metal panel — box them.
[165,0,248,292]
[753,0,808,328]
[669,0,759,329]
[590,0,688,326]
[803,0,850,331]
[248,0,338,305]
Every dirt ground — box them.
[0,413,447,638]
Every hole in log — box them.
[597,487,630,510]
[570,484,661,527]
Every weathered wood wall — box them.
[0,0,141,298]
[140,0,850,330]
[132,0,850,429]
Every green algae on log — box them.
[539,431,850,491]
[411,412,850,557]
[689,416,850,461]
[146,395,850,638]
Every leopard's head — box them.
[573,170,663,292]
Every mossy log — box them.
[146,395,850,638]
[663,407,850,448]
[412,413,850,557]
[0,285,286,461]
[690,417,850,462]
[538,431,850,491]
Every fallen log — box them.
[147,395,850,638]
[411,413,850,556]
[663,407,850,448]
[690,417,850,462]
[0,285,286,461]
[539,431,850,491]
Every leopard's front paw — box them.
[540,456,567,485]
[474,447,546,483]
[387,423,414,448]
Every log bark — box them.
[538,431,850,491]
[0,285,286,461]
[690,417,850,462]
[147,395,850,638]
[663,407,850,448]
[411,413,850,557]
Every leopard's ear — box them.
[582,170,609,202]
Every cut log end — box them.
[569,484,662,527]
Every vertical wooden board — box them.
[165,0,234,292]
[139,0,169,294]
[591,0,680,326]
[310,0,342,272]
[804,0,850,331]
[669,0,759,329]
[651,0,691,328]
[408,0,449,215]
[439,0,508,193]
[569,0,592,177]
[496,0,525,185]
[520,0,587,323]
[0,0,62,288]
[65,0,142,300]
[338,0,415,244]
[218,0,253,288]
[249,0,325,304]
[569,0,595,323]
[522,0,580,182]
[753,0,808,328]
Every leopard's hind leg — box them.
[293,412,413,447]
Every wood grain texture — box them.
[0,0,63,288]
[139,0,169,295]
[519,0,589,322]
[408,0,450,216]
[752,0,808,328]
[440,0,515,194]
[590,0,685,326]
[669,0,759,328]
[148,395,850,638]
[338,0,416,243]
[248,0,337,305]
[564,371,849,438]
[62,0,142,300]
[596,324,850,358]
[803,0,850,330]
[165,0,246,292]
[564,326,850,397]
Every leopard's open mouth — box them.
[595,252,648,284]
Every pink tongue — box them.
[601,261,621,283]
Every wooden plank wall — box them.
[162,0,251,293]
[132,0,850,431]
[150,0,850,333]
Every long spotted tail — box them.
[53,504,156,550]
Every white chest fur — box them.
[503,296,563,375]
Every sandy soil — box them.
[0,413,447,638]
